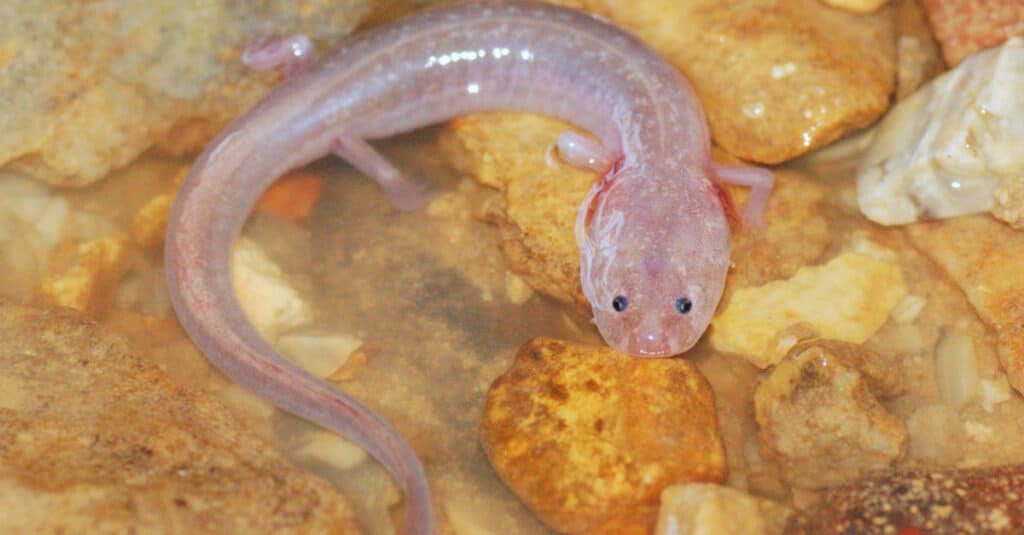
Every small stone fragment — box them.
[656,484,793,535]
[39,233,134,318]
[480,337,726,534]
[993,175,1024,229]
[711,252,908,367]
[921,0,1024,66]
[277,331,364,378]
[786,464,1024,533]
[755,340,907,489]
[820,0,889,14]
[232,237,313,338]
[894,0,945,100]
[293,431,368,471]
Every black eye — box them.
[612,295,628,312]
[675,297,693,314]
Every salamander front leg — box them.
[712,163,775,227]
[334,136,433,211]
[242,34,317,76]
[557,132,615,172]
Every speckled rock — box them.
[921,0,1024,66]
[786,464,1024,533]
[439,114,833,319]
[755,340,907,489]
[480,337,726,534]
[583,0,898,164]
[0,0,369,187]
[0,300,361,534]
[895,0,945,100]
[907,216,1024,397]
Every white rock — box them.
[857,38,1024,225]
[293,431,367,471]
[276,331,364,378]
[232,237,313,338]
[656,484,791,535]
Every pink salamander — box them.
[165,2,771,533]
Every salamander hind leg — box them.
[242,34,317,76]
[711,163,775,227]
[334,136,433,211]
[557,131,615,173]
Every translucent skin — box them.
[165,2,732,533]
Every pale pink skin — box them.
[165,2,772,533]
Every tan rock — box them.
[585,0,897,163]
[921,0,1024,66]
[656,484,793,535]
[711,252,908,367]
[894,0,945,100]
[993,175,1024,229]
[906,215,1024,396]
[38,233,135,318]
[786,464,1024,533]
[820,0,889,13]
[754,340,908,489]
[480,337,726,534]
[0,300,360,534]
[0,0,370,187]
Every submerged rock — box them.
[0,0,369,187]
[755,340,907,489]
[787,463,1024,533]
[0,300,360,534]
[480,337,726,534]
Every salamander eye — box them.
[612,295,629,312]
[675,297,693,314]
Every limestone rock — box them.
[754,340,907,489]
[480,337,726,534]
[0,0,369,187]
[0,300,360,534]
[711,252,908,367]
[656,484,792,535]
[857,38,1024,226]
[589,0,898,163]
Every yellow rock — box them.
[710,252,907,367]
[820,0,889,14]
[39,233,134,318]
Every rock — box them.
[857,38,1024,226]
[786,464,1024,533]
[587,0,897,164]
[906,215,1024,396]
[0,300,360,533]
[754,340,908,489]
[711,251,908,367]
[480,337,726,534]
[232,237,314,339]
[0,0,370,187]
[894,0,946,100]
[921,0,1024,66]
[993,175,1024,229]
[655,484,793,535]
[820,0,890,14]
[38,233,135,318]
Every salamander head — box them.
[577,171,731,357]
